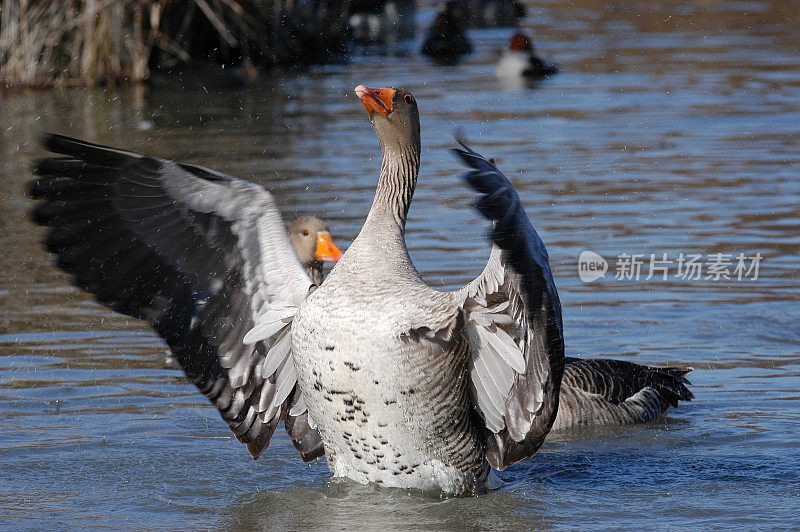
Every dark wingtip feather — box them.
[285,411,325,462]
[41,133,61,153]
[41,133,99,161]
[30,200,58,225]
[32,156,79,177]
[43,133,95,156]
[41,133,159,170]
[452,135,557,289]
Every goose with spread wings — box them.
[29,86,565,495]
[285,86,564,494]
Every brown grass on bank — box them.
[1,0,149,87]
[0,0,352,88]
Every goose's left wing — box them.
[30,134,321,461]
[453,142,565,470]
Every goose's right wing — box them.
[453,141,565,470]
[30,134,322,461]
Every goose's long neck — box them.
[338,139,421,276]
[370,145,420,231]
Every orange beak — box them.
[355,85,395,117]
[315,232,342,262]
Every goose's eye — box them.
[302,230,309,236]
[404,94,413,105]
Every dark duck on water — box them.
[422,1,472,63]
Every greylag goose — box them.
[496,32,559,79]
[29,86,565,494]
[280,85,564,494]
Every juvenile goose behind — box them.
[288,216,342,285]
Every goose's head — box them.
[355,85,420,154]
[288,216,342,282]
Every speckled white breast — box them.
[291,275,486,494]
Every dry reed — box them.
[0,0,352,88]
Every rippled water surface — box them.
[1,0,799,528]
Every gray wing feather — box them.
[30,134,321,460]
[453,141,565,470]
